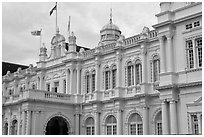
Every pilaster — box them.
[170,99,178,134]
[26,110,31,135]
[94,111,100,135]
[116,109,123,135]
[162,100,169,134]
[143,106,149,135]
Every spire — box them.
[110,7,112,24]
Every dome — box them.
[51,33,65,45]
[101,22,120,32]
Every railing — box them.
[124,34,141,46]
[126,85,141,95]
[44,92,71,100]
[83,49,95,58]
[101,43,116,52]
[148,30,158,39]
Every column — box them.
[95,58,100,91]
[158,36,165,73]
[66,69,69,94]
[143,106,149,135]
[17,108,21,135]
[75,114,80,135]
[77,66,81,94]
[117,110,122,135]
[94,112,100,135]
[133,64,136,86]
[162,101,169,134]
[166,34,174,72]
[170,100,178,134]
[197,113,202,135]
[70,68,73,94]
[141,44,147,83]
[8,110,11,135]
[21,111,26,135]
[26,110,31,135]
[32,111,39,135]
[116,53,122,87]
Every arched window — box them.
[11,120,18,135]
[85,117,95,135]
[106,115,117,135]
[32,83,36,89]
[153,56,160,82]
[4,123,8,135]
[112,65,117,88]
[128,113,143,135]
[104,67,111,90]
[127,61,134,86]
[135,60,142,84]
[155,111,162,135]
[85,71,90,93]
[91,70,96,92]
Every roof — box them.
[2,62,29,76]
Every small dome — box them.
[51,33,65,45]
[101,22,120,31]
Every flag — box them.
[50,3,57,16]
[68,16,71,35]
[31,30,41,36]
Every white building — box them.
[2,2,202,135]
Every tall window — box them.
[186,40,194,69]
[196,38,202,67]
[11,120,18,135]
[54,81,59,93]
[155,111,162,135]
[135,61,142,84]
[4,123,8,135]
[85,72,90,93]
[192,115,199,135]
[63,80,66,93]
[92,70,95,92]
[46,83,50,92]
[112,66,117,88]
[153,56,160,82]
[105,67,111,90]
[128,113,143,135]
[106,115,117,135]
[127,62,134,86]
[85,117,95,135]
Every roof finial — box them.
[110,6,112,24]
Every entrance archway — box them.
[45,116,70,135]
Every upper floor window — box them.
[63,80,66,93]
[85,72,90,93]
[152,56,160,82]
[135,60,142,85]
[127,62,134,86]
[112,65,117,88]
[11,120,18,135]
[186,21,201,30]
[91,70,96,92]
[105,67,111,90]
[46,83,50,92]
[186,37,202,69]
[192,115,199,135]
[54,81,59,93]
[3,123,8,135]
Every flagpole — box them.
[56,2,58,34]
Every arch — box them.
[102,112,117,134]
[125,109,143,134]
[151,107,162,135]
[43,113,72,135]
[151,53,160,61]
[103,65,110,71]
[11,119,18,135]
[110,63,117,70]
[3,122,8,135]
[125,59,133,66]
[82,113,95,127]
[133,57,142,64]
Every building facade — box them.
[2,2,202,135]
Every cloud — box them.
[2,2,160,66]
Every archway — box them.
[45,116,70,135]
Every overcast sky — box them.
[2,2,160,66]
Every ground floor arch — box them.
[45,116,70,135]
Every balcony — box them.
[83,91,103,103]
[2,89,83,105]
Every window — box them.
[63,80,66,93]
[127,62,134,86]
[85,117,95,135]
[186,40,194,69]
[4,123,8,135]
[46,83,50,92]
[112,66,117,88]
[186,38,202,69]
[155,111,162,135]
[54,82,59,93]
[196,38,202,67]
[11,120,18,135]
[194,21,200,27]
[106,115,117,135]
[186,23,192,30]
[192,115,199,135]
[92,71,95,92]
[85,72,90,93]
[135,61,142,84]
[128,113,143,135]
[32,84,36,89]
[153,56,160,82]
[105,68,111,90]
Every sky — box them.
[2,2,160,66]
